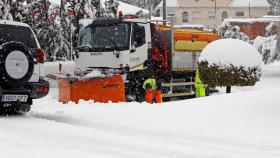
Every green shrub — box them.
[198,61,262,88]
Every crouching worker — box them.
[195,69,206,97]
[143,78,162,103]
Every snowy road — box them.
[1,63,280,158]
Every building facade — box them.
[157,0,270,28]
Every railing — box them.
[161,80,195,98]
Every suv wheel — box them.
[0,42,34,87]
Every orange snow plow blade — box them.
[58,75,125,103]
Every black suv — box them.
[0,20,49,114]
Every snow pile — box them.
[199,39,263,69]
[84,69,106,78]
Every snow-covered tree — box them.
[10,0,27,22]
[267,0,280,15]
[104,0,119,17]
[0,0,13,20]
[66,0,96,27]
[136,0,161,10]
[57,0,72,60]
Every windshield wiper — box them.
[76,45,92,51]
[100,35,121,51]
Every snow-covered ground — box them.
[1,63,280,158]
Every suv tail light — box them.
[36,49,45,63]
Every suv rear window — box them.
[0,24,38,48]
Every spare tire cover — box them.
[0,42,34,87]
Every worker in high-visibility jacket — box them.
[195,69,206,97]
[142,78,162,103]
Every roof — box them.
[224,17,280,24]
[157,0,179,8]
[102,0,149,16]
[156,0,268,8]
[49,0,149,16]
[0,20,30,27]
[229,0,270,7]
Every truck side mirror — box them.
[75,50,79,59]
[130,44,136,53]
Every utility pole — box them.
[163,0,167,25]
[214,0,217,29]
[249,2,251,18]
[149,0,152,19]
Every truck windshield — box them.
[78,23,130,52]
[0,24,37,48]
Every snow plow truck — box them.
[58,17,219,103]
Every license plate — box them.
[1,95,28,102]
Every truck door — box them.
[129,23,151,71]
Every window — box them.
[236,11,244,17]
[132,24,146,48]
[155,9,160,17]
[0,24,37,48]
[182,11,188,22]
[167,12,175,17]
[221,11,228,21]
[78,23,130,52]
[192,11,202,19]
[208,11,215,19]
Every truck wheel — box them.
[0,42,34,88]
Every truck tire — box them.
[0,42,34,88]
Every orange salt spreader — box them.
[58,75,126,103]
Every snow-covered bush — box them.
[253,35,278,64]
[198,39,263,93]
[218,22,250,42]
[266,22,279,36]
[253,22,280,64]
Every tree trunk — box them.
[226,86,231,93]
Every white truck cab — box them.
[75,18,152,72]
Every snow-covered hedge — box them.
[198,39,263,88]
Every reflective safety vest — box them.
[195,69,206,97]
[143,78,157,91]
